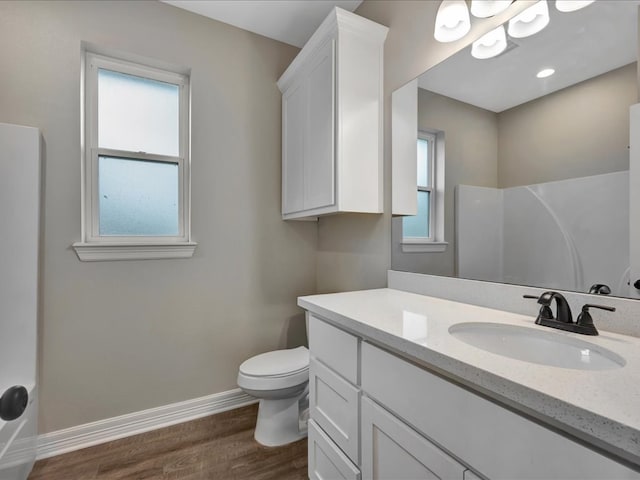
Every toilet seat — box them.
[238,346,309,391]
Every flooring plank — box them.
[29,404,308,480]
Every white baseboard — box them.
[36,388,257,460]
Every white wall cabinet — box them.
[278,8,388,220]
[306,314,640,480]
[391,79,418,215]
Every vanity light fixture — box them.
[471,25,507,59]
[536,68,555,78]
[555,0,595,13]
[507,0,550,38]
[434,0,471,42]
[470,0,513,18]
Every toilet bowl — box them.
[237,346,309,447]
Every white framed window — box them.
[73,51,196,261]
[401,130,447,253]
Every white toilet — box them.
[237,345,310,447]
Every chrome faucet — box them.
[523,291,615,336]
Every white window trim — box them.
[72,51,196,261]
[401,130,447,253]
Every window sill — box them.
[72,242,197,261]
[401,241,448,253]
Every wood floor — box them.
[28,404,308,480]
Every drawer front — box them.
[361,342,640,480]
[309,420,361,480]
[361,396,466,480]
[310,358,360,463]
[309,314,359,384]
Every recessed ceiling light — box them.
[536,68,555,78]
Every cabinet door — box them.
[304,38,335,211]
[309,420,361,480]
[282,80,306,214]
[361,397,466,480]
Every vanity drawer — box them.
[309,314,359,384]
[310,357,360,463]
[309,419,361,480]
[361,342,640,480]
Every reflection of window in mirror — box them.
[401,130,447,253]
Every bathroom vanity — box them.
[300,285,640,479]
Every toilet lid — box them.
[239,346,309,377]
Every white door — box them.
[630,105,640,299]
[0,123,40,480]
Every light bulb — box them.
[508,1,550,39]
[470,0,513,18]
[471,25,507,59]
[434,0,471,43]
[555,0,595,12]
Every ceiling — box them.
[418,1,639,112]
[162,0,363,48]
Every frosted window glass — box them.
[99,156,179,236]
[403,191,430,238]
[417,138,430,186]
[98,69,179,156]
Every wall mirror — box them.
[391,0,640,299]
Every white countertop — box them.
[298,288,640,465]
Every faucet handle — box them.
[582,304,616,312]
[575,304,616,336]
[589,284,611,295]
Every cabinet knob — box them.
[0,385,28,421]
[634,279,640,290]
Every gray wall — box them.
[392,89,498,276]
[498,63,637,188]
[0,0,317,433]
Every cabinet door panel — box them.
[361,397,465,480]
[309,420,361,480]
[305,38,335,211]
[282,80,306,214]
[310,358,360,463]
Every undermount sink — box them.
[448,322,625,370]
